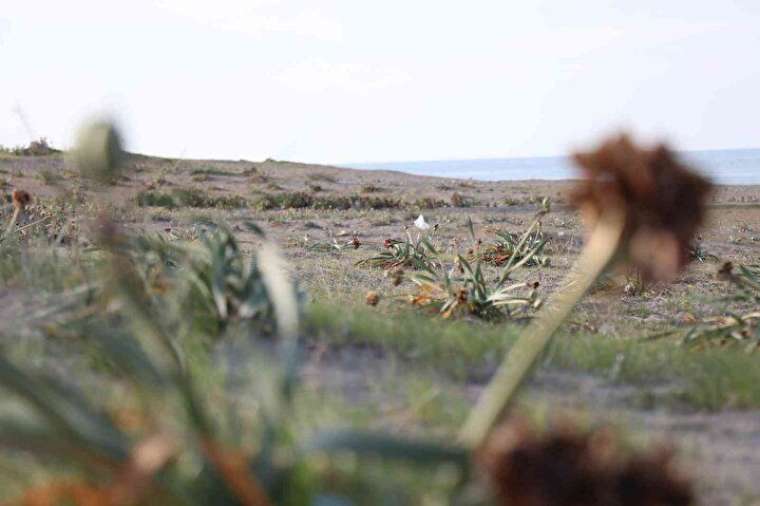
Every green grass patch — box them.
[305,303,760,410]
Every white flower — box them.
[414,214,430,230]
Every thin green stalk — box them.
[458,210,626,448]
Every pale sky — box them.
[1,1,759,164]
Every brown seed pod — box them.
[570,134,712,281]
[365,291,380,306]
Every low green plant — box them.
[681,263,760,352]
[409,255,541,320]
[413,197,448,209]
[109,224,293,337]
[360,184,384,193]
[475,226,549,267]
[137,189,248,209]
[689,242,719,263]
[255,192,401,211]
[357,230,440,270]
[38,168,64,185]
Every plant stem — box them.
[458,210,626,449]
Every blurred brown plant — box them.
[570,134,712,281]
[365,290,380,306]
[479,419,693,506]
[12,189,31,211]
[14,482,111,506]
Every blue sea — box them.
[347,148,760,185]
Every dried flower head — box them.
[570,134,712,281]
[479,419,693,506]
[365,290,380,306]
[12,189,31,211]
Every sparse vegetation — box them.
[0,138,59,156]
[254,191,401,211]
[137,188,248,209]
[0,125,759,503]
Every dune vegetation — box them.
[0,126,759,504]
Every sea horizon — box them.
[343,147,760,185]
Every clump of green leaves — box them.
[409,255,541,320]
[357,229,440,270]
[116,224,291,336]
[682,263,760,352]
[718,262,760,301]
[476,226,549,267]
[689,242,719,263]
[470,199,551,268]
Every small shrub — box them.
[254,192,401,211]
[137,189,248,209]
[10,138,58,156]
[38,169,63,185]
[357,231,440,270]
[451,192,474,207]
[410,255,541,320]
[413,197,448,209]
[475,227,550,267]
[136,190,175,208]
[361,184,384,193]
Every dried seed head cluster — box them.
[570,134,712,281]
[479,419,693,506]
[12,189,31,211]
